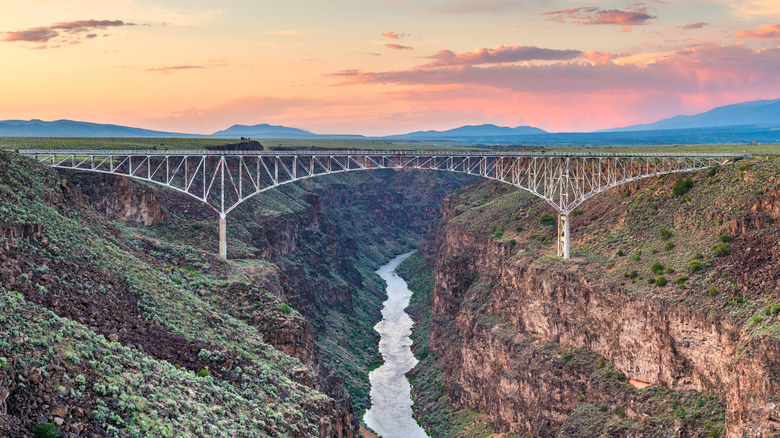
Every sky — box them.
[1,0,779,135]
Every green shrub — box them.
[659,228,673,239]
[624,270,638,279]
[707,428,721,438]
[616,249,624,257]
[675,275,688,285]
[191,221,203,230]
[672,178,694,197]
[688,260,703,272]
[693,251,704,260]
[171,276,182,284]
[196,368,210,378]
[509,239,517,246]
[708,286,718,297]
[666,267,675,274]
[664,241,675,251]
[718,233,730,243]
[33,423,61,438]
[0,357,7,368]
[764,305,772,316]
[277,303,292,314]
[656,276,668,286]
[595,356,606,369]
[674,406,687,419]
[614,405,626,419]
[648,277,656,284]
[712,242,730,257]
[773,304,780,315]
[539,212,556,226]
[708,165,719,177]
[735,296,744,304]
[571,209,584,216]
[515,225,523,232]
[651,261,664,275]
[751,316,764,324]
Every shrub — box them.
[624,270,638,279]
[191,221,203,230]
[672,177,694,197]
[688,260,703,272]
[651,261,664,275]
[196,368,210,378]
[674,406,687,419]
[616,249,624,257]
[509,239,517,246]
[675,275,688,285]
[708,286,718,297]
[539,212,556,226]
[171,276,182,284]
[751,316,764,324]
[648,277,656,284]
[708,165,719,177]
[277,303,292,314]
[659,228,673,239]
[764,305,772,316]
[693,251,704,260]
[515,225,523,232]
[614,406,626,419]
[712,242,730,257]
[571,209,584,216]
[718,233,731,242]
[656,276,668,286]
[33,423,61,438]
[735,296,744,304]
[773,304,780,315]
[595,356,606,369]
[707,428,721,438]
[664,241,675,251]
[0,357,7,368]
[666,267,675,274]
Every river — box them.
[363,251,429,438]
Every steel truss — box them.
[20,149,746,259]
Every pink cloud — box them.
[583,50,622,63]
[385,43,414,50]
[422,45,582,67]
[382,31,409,40]
[542,7,655,26]
[146,65,206,73]
[737,24,780,39]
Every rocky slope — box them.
[0,150,475,437]
[401,156,780,437]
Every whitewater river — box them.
[363,251,429,438]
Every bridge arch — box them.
[20,149,745,260]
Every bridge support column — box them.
[219,214,227,260]
[557,213,570,259]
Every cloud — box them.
[146,65,207,73]
[681,22,708,30]
[264,30,304,36]
[1,19,134,45]
[331,44,780,97]
[385,43,414,50]
[428,1,535,15]
[542,7,655,26]
[422,45,583,67]
[583,50,624,63]
[382,31,409,40]
[737,24,780,39]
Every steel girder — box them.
[21,150,744,217]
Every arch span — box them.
[20,149,746,259]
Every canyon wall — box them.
[406,158,780,437]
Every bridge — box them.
[19,149,746,260]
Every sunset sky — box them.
[1,0,779,135]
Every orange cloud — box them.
[385,43,414,50]
[737,24,780,39]
[146,65,207,73]
[543,7,655,26]
[583,50,623,63]
[382,31,409,39]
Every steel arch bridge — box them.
[20,149,746,260]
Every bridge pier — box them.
[557,213,570,259]
[219,214,227,260]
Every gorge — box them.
[1,150,779,437]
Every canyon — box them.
[2,149,779,437]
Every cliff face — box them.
[407,158,780,437]
[61,165,476,435]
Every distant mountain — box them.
[0,119,199,137]
[390,124,547,140]
[604,98,780,132]
[210,123,319,138]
